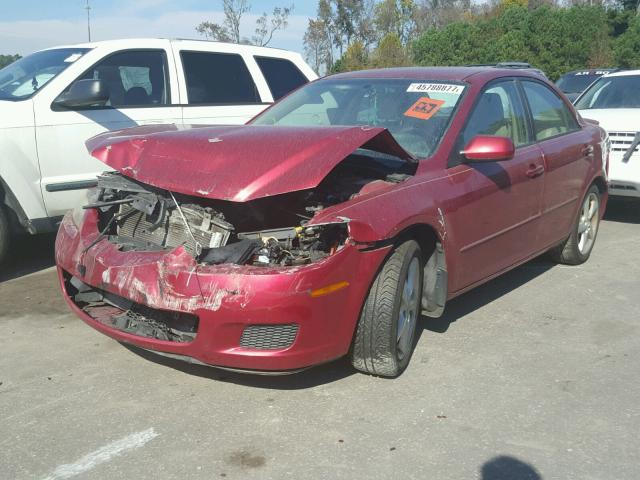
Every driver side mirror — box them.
[53,79,110,109]
[462,135,515,162]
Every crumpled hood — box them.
[86,124,414,202]
[578,109,640,133]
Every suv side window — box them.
[254,56,308,101]
[455,80,529,163]
[181,51,260,104]
[521,80,579,141]
[69,50,169,108]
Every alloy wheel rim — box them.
[397,257,420,361]
[577,192,599,254]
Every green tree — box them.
[412,5,614,80]
[336,41,369,71]
[412,21,484,65]
[614,15,640,68]
[371,32,410,67]
[304,19,331,73]
[374,0,416,44]
[0,54,21,70]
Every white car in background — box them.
[0,38,317,263]
[575,70,640,198]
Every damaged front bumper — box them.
[56,209,391,372]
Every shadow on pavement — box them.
[421,257,555,335]
[122,343,357,389]
[481,455,542,480]
[603,197,640,224]
[124,257,556,388]
[0,233,57,284]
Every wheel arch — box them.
[592,175,607,197]
[390,222,448,318]
[0,176,32,233]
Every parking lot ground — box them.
[1,200,639,480]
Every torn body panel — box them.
[56,208,392,370]
[85,139,415,268]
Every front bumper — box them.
[608,152,640,198]
[56,210,391,372]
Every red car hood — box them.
[86,124,414,202]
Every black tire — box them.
[351,240,423,377]
[0,205,10,266]
[549,185,601,265]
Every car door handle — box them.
[581,145,594,157]
[526,165,545,178]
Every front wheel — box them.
[550,185,601,265]
[351,240,423,377]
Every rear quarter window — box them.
[255,56,308,101]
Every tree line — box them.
[303,0,640,79]
[4,0,638,80]
[196,0,293,46]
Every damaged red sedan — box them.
[56,67,608,377]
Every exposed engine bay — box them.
[85,149,415,267]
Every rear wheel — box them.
[550,185,600,265]
[0,205,10,265]
[351,240,423,377]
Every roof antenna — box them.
[85,0,92,42]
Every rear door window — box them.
[254,56,308,101]
[181,51,260,104]
[521,81,579,141]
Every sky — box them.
[0,0,319,56]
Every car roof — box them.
[327,66,546,84]
[38,38,297,56]
[604,69,640,78]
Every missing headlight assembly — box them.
[85,172,350,267]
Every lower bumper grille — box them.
[64,273,198,343]
[610,183,638,191]
[240,324,299,350]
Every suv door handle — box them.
[581,145,594,157]
[526,165,545,178]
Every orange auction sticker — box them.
[404,97,445,120]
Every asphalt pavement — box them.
[1,199,639,480]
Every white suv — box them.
[575,70,640,198]
[0,38,317,262]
